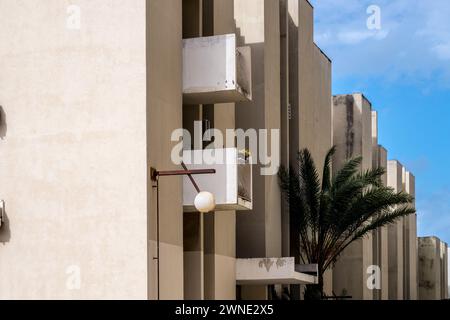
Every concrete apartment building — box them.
[332,94,374,300]
[418,237,448,300]
[0,0,447,300]
[331,94,420,300]
[0,0,329,300]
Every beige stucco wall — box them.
[0,0,148,299]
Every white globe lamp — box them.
[194,191,216,213]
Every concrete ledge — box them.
[236,258,317,285]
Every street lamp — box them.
[150,162,216,299]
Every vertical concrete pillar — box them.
[288,0,333,298]
[444,244,450,299]
[234,0,282,260]
[371,111,389,300]
[203,0,237,300]
[148,0,184,300]
[182,0,205,300]
[418,237,442,300]
[332,94,373,300]
[440,242,448,299]
[280,0,290,261]
[387,160,404,300]
[403,170,418,300]
[184,214,205,299]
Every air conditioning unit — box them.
[182,148,252,212]
[183,34,252,104]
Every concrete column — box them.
[403,170,418,300]
[444,244,450,299]
[371,111,389,300]
[204,213,237,300]
[203,0,237,300]
[234,0,282,260]
[387,160,404,300]
[280,0,290,261]
[182,0,205,301]
[184,214,205,299]
[418,237,442,300]
[332,94,373,300]
[148,0,184,300]
[440,242,448,299]
[288,0,333,298]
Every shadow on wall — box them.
[0,210,11,244]
[0,106,7,139]
[0,106,9,243]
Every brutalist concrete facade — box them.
[418,237,448,300]
[0,0,330,301]
[0,0,446,301]
[234,0,332,299]
[332,94,373,300]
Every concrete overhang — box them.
[236,258,317,285]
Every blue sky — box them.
[309,0,450,244]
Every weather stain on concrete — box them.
[258,259,274,272]
[344,95,355,159]
[258,258,287,272]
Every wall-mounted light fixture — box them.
[150,162,216,299]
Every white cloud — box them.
[337,30,389,44]
[432,43,450,61]
[309,0,450,85]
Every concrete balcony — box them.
[236,258,318,285]
[182,34,252,104]
[182,148,252,212]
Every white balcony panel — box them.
[183,34,252,104]
[182,148,252,212]
[236,258,318,285]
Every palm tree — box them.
[278,147,415,300]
